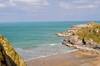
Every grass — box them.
[75,22,100,44]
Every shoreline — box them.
[27,50,100,66]
[25,49,78,62]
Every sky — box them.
[0,0,100,22]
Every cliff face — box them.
[0,36,26,66]
[57,22,100,55]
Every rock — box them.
[57,22,100,55]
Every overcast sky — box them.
[0,0,100,22]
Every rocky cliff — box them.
[57,22,100,55]
[0,36,26,66]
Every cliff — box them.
[57,22,100,55]
[0,36,26,66]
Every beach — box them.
[0,22,100,66]
[27,50,100,66]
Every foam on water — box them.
[15,43,73,61]
[49,43,57,46]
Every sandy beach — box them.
[26,50,100,66]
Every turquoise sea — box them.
[0,21,99,60]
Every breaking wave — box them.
[15,43,73,61]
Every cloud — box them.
[10,0,49,6]
[77,4,96,8]
[59,2,70,9]
[59,0,99,9]
[94,1,100,4]
[0,0,49,9]
[72,0,90,3]
[0,3,6,8]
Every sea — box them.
[0,21,99,61]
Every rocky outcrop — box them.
[0,36,26,66]
[57,22,100,55]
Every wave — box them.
[15,43,73,61]
[49,43,57,46]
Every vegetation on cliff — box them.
[75,22,100,44]
[0,36,26,66]
[57,22,100,55]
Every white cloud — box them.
[59,2,70,9]
[59,1,99,10]
[77,5,96,8]
[9,0,16,6]
[94,1,100,4]
[72,0,90,3]
[0,0,49,9]
[0,3,6,8]
[9,0,49,6]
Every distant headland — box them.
[57,22,100,55]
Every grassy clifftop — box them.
[57,22,100,55]
[75,22,100,44]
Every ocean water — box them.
[0,21,99,60]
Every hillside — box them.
[0,36,26,66]
[57,22,100,55]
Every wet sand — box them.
[27,50,100,66]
